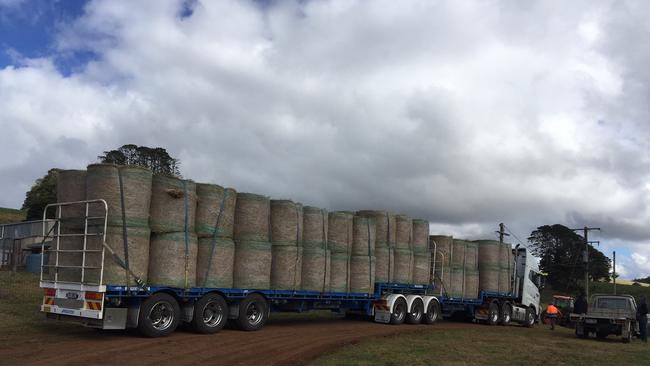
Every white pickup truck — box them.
[570,294,638,343]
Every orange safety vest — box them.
[546,304,560,314]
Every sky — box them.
[1,0,649,278]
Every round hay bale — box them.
[464,241,478,270]
[233,193,270,242]
[98,226,151,286]
[149,175,196,233]
[476,240,500,293]
[86,164,153,229]
[147,231,197,288]
[430,235,452,291]
[233,240,272,289]
[412,251,431,285]
[195,184,237,239]
[464,270,479,299]
[393,248,413,284]
[395,215,412,249]
[301,247,330,292]
[498,267,511,294]
[302,206,327,249]
[351,216,376,256]
[271,245,302,290]
[451,239,467,267]
[374,245,394,283]
[356,210,396,247]
[327,211,353,253]
[412,219,429,253]
[51,236,84,283]
[349,255,376,294]
[449,266,465,298]
[270,200,301,246]
[329,252,349,292]
[56,170,87,229]
[499,243,513,293]
[196,237,235,288]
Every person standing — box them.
[574,294,588,314]
[638,296,648,343]
[546,303,561,330]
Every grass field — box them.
[0,207,26,224]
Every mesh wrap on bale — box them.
[149,175,196,233]
[451,239,467,267]
[271,245,303,290]
[499,243,513,293]
[94,226,151,285]
[395,215,413,249]
[393,248,414,284]
[374,245,394,283]
[351,216,376,256]
[86,164,153,228]
[233,240,272,289]
[476,240,500,293]
[301,247,330,292]
[56,170,87,230]
[464,242,478,270]
[329,252,350,292]
[449,266,465,298]
[196,237,235,288]
[412,219,429,253]
[148,232,198,288]
[349,255,376,294]
[356,210,396,247]
[195,184,236,239]
[412,251,431,285]
[327,211,353,253]
[233,193,270,242]
[464,270,480,299]
[302,206,327,249]
[270,200,302,246]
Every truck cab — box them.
[509,246,542,325]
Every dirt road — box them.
[0,317,473,366]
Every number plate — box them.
[65,291,80,300]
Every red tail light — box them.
[85,292,103,301]
[44,288,56,297]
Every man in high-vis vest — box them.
[546,303,561,330]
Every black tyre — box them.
[488,302,500,326]
[191,293,228,334]
[423,300,441,325]
[524,307,536,328]
[390,298,407,325]
[234,293,268,331]
[137,292,181,338]
[406,299,424,324]
[500,303,512,326]
[596,331,608,339]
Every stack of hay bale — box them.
[195,184,237,288]
[393,215,414,284]
[463,241,479,299]
[411,219,431,285]
[498,242,513,293]
[301,206,330,292]
[147,175,196,288]
[357,210,395,283]
[477,240,500,293]
[328,211,353,292]
[269,200,303,290]
[232,193,272,289]
[430,235,452,294]
[349,215,376,293]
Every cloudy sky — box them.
[1,0,649,278]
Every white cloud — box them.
[1,0,650,276]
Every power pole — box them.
[497,223,510,244]
[613,251,616,295]
[571,226,601,299]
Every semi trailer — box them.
[39,200,542,337]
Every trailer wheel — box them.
[137,293,181,338]
[191,293,228,334]
[500,303,512,326]
[423,300,440,324]
[234,293,268,331]
[406,299,424,324]
[488,302,500,326]
[524,307,536,328]
[390,298,407,325]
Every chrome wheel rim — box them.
[246,302,263,326]
[503,306,511,323]
[149,301,174,331]
[203,300,224,327]
[394,303,405,321]
[411,303,422,321]
[428,303,438,322]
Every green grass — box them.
[310,322,650,366]
[0,207,26,224]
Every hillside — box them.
[0,207,26,224]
